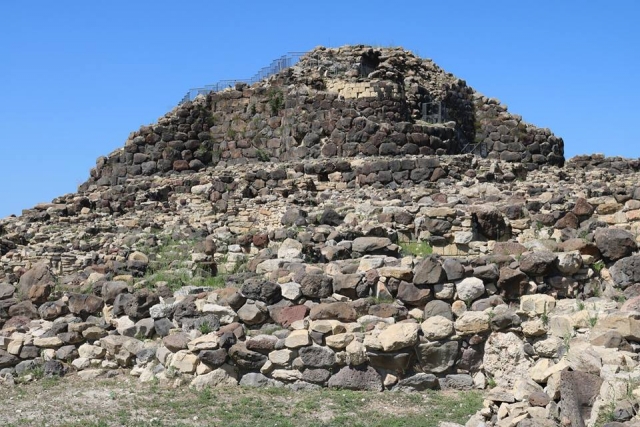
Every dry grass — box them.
[0,375,483,427]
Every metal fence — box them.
[179,52,308,105]
[421,101,446,124]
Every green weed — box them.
[399,240,433,257]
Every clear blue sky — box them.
[1,1,638,218]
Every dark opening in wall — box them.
[359,49,381,77]
[317,172,329,182]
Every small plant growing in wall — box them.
[540,302,549,326]
[267,88,284,115]
[199,321,213,335]
[592,260,605,274]
[226,128,237,139]
[486,375,497,389]
[533,220,544,238]
[588,310,599,328]
[255,148,270,162]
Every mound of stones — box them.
[1,151,640,426]
[1,44,640,427]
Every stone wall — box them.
[80,45,564,192]
[473,94,564,167]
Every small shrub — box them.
[592,283,602,297]
[199,321,213,335]
[588,306,599,328]
[563,331,572,351]
[626,376,639,399]
[194,145,208,158]
[541,302,549,326]
[578,229,589,241]
[255,148,270,162]
[592,260,605,274]
[268,88,284,115]
[486,376,497,389]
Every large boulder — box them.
[413,256,445,285]
[610,255,640,289]
[281,208,307,226]
[328,365,383,391]
[17,262,55,301]
[378,322,419,352]
[455,277,485,302]
[277,238,303,259]
[0,283,14,299]
[309,302,357,322]
[241,279,282,304]
[367,351,413,373]
[423,300,453,320]
[229,343,268,371]
[190,366,237,390]
[483,332,532,388]
[392,373,439,392]
[351,237,394,255]
[67,293,104,316]
[101,281,129,304]
[595,228,637,261]
[272,305,309,328]
[558,370,603,427]
[8,300,38,319]
[299,274,333,299]
[416,341,459,373]
[397,281,431,306]
[38,300,68,320]
[421,316,454,340]
[198,349,228,368]
[332,273,368,299]
[556,252,583,275]
[442,258,465,281]
[239,373,283,388]
[0,349,20,368]
[498,267,528,298]
[518,252,558,276]
[112,290,158,319]
[319,209,344,226]
[299,345,336,368]
[454,311,490,335]
[473,207,510,240]
[237,302,267,325]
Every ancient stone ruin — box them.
[0,45,639,426]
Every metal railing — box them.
[179,52,307,105]
[421,101,446,124]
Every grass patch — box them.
[140,236,225,292]
[399,240,433,257]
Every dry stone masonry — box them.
[81,45,563,192]
[0,45,639,427]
